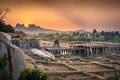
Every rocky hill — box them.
[15,23,62,35]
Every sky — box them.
[0,0,120,31]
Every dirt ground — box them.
[25,54,120,80]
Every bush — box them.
[0,55,9,80]
[0,55,7,70]
[19,69,48,80]
[107,69,120,80]
[0,20,14,33]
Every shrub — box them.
[107,69,120,80]
[0,55,9,80]
[0,20,14,33]
[19,69,48,80]
[0,55,7,70]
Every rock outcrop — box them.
[0,32,25,80]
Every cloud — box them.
[0,0,120,31]
[1,0,120,7]
[52,5,120,31]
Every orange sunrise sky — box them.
[0,0,120,31]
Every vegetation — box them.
[38,29,120,43]
[0,20,14,33]
[107,69,120,80]
[0,8,14,33]
[0,55,10,80]
[0,55,7,70]
[19,69,48,80]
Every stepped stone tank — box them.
[0,32,25,80]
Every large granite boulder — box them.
[0,32,25,80]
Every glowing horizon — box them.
[0,0,120,31]
[25,24,29,28]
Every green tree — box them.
[93,29,97,34]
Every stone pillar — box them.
[90,47,92,57]
[74,50,76,56]
[66,50,68,56]
[90,47,92,56]
[114,48,117,54]
[102,47,105,56]
[110,48,112,54]
[62,50,64,55]
[91,47,93,56]
[78,49,81,56]
[64,50,66,55]
[71,49,73,56]
[64,49,66,55]
[117,47,120,54]
[85,47,88,57]
[86,47,88,57]
[89,47,91,57]
[60,50,62,55]
[63,50,65,55]
[92,48,94,56]
[95,48,98,56]
[83,47,86,57]
[83,47,85,57]
[87,47,90,57]
[68,49,70,56]
[113,48,115,54]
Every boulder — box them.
[0,32,25,80]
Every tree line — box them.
[38,29,120,43]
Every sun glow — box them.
[25,24,29,28]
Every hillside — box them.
[15,23,63,35]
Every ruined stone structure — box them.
[11,39,41,49]
[70,43,120,57]
[45,48,72,57]
[45,42,120,57]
